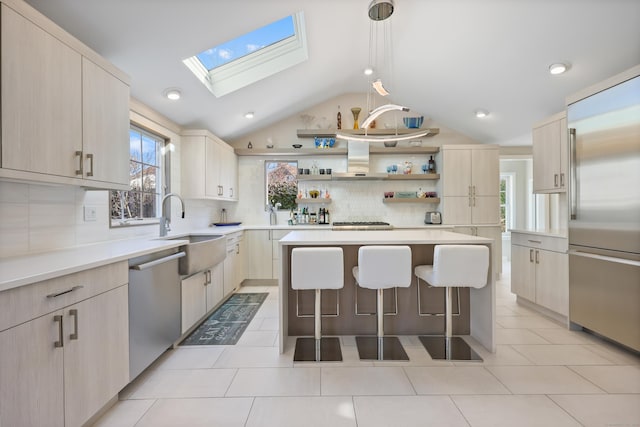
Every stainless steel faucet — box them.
[160,193,185,237]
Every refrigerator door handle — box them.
[569,249,640,268]
[569,128,577,220]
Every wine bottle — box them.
[337,105,342,130]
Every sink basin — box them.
[168,234,227,275]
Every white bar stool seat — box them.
[291,247,344,362]
[353,245,412,361]
[414,244,489,361]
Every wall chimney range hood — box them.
[331,141,387,179]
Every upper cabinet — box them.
[0,1,130,190]
[532,111,568,193]
[181,130,238,201]
[441,145,500,225]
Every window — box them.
[110,126,166,225]
[265,160,298,210]
[500,173,515,234]
[183,12,307,97]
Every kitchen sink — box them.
[167,234,227,275]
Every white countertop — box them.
[0,238,187,292]
[280,229,493,245]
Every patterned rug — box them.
[180,293,268,346]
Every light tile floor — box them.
[93,267,640,427]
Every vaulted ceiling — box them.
[25,0,640,145]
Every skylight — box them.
[184,12,307,98]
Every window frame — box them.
[183,11,308,98]
[500,172,515,235]
[110,125,169,228]
[265,160,298,211]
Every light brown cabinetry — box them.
[0,2,130,189]
[441,145,500,225]
[0,262,129,427]
[181,130,238,201]
[246,230,275,280]
[533,112,568,193]
[511,232,568,316]
[181,263,224,334]
[223,232,245,295]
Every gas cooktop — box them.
[331,221,393,231]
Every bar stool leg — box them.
[294,288,342,362]
[356,288,409,361]
[418,286,483,362]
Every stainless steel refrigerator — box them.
[567,70,640,352]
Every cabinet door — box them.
[206,263,224,311]
[471,148,499,196]
[1,4,82,177]
[533,120,561,192]
[181,136,207,198]
[442,197,472,225]
[511,245,535,301]
[246,230,273,279]
[442,149,472,196]
[64,285,129,427]
[559,117,568,190]
[181,272,207,333]
[205,137,222,198]
[81,58,130,186]
[472,196,501,224]
[236,238,246,284]
[535,250,568,315]
[0,312,65,427]
[223,245,237,296]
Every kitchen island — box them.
[278,229,495,354]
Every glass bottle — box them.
[337,105,342,130]
[428,155,436,173]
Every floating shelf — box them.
[369,146,440,154]
[234,148,347,156]
[295,198,332,204]
[382,198,441,204]
[297,175,332,181]
[296,128,440,139]
[385,173,440,180]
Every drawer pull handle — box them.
[54,315,64,348]
[69,309,79,340]
[46,285,84,299]
[527,239,542,244]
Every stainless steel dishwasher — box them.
[128,248,185,381]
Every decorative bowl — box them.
[403,116,424,128]
[292,144,302,148]
[383,141,397,147]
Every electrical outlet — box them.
[83,206,97,222]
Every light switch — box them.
[83,206,97,222]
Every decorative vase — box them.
[351,107,361,130]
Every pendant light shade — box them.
[368,0,395,21]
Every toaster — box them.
[424,211,442,225]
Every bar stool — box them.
[414,244,489,361]
[353,245,412,360]
[291,247,344,362]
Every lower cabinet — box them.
[223,231,245,295]
[0,283,129,427]
[181,263,224,334]
[511,232,568,316]
[246,230,272,279]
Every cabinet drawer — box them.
[511,232,567,253]
[0,261,127,331]
[226,231,244,245]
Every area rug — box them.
[180,293,268,346]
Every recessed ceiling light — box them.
[364,67,374,76]
[549,62,570,75]
[244,112,255,119]
[164,88,181,100]
[475,109,489,118]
